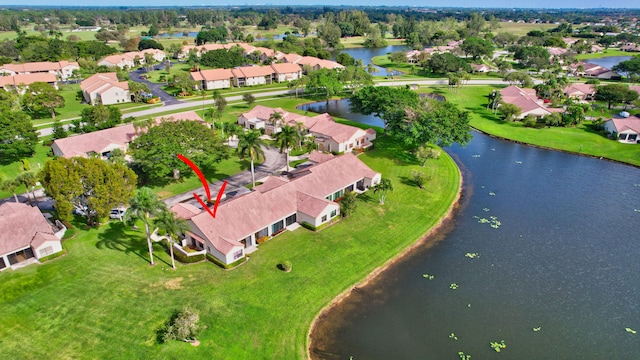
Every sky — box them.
[0,1,638,9]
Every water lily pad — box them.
[490,340,506,352]
[449,333,458,340]
[489,191,496,196]
[626,327,637,334]
[450,283,459,290]
[422,274,434,280]
[465,253,480,259]
[533,327,541,332]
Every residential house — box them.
[294,56,344,72]
[51,111,205,158]
[0,73,58,94]
[179,43,248,59]
[98,49,166,69]
[170,153,381,265]
[500,85,563,119]
[190,68,234,90]
[237,105,289,133]
[80,72,130,105]
[563,83,596,101]
[0,60,80,80]
[571,62,621,80]
[470,64,491,73]
[280,53,303,64]
[303,113,376,153]
[270,62,302,82]
[604,116,640,144]
[0,202,66,271]
[237,105,376,151]
[630,85,640,97]
[231,65,274,87]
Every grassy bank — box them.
[576,48,632,60]
[429,85,640,167]
[0,128,461,359]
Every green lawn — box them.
[432,85,640,166]
[494,22,558,37]
[576,48,632,60]
[0,140,50,198]
[0,132,461,359]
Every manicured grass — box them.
[0,141,50,198]
[576,48,633,60]
[494,22,558,37]
[432,84,640,167]
[0,131,461,359]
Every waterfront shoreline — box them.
[306,163,463,359]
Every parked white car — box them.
[109,208,126,220]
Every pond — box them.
[585,56,632,69]
[309,109,640,359]
[333,45,408,76]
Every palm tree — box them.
[0,178,19,203]
[237,130,265,188]
[372,178,393,205]
[16,172,38,204]
[153,208,189,270]
[124,187,167,266]
[274,125,300,172]
[294,121,306,150]
[268,110,284,134]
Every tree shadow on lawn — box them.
[96,222,170,266]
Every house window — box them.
[628,134,638,142]
[333,190,343,200]
[285,214,297,226]
[39,246,54,257]
[619,133,628,140]
[0,257,5,269]
[233,250,243,260]
[330,209,337,218]
[272,220,284,234]
[321,215,327,223]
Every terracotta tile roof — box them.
[608,116,640,133]
[0,73,57,87]
[0,203,56,255]
[308,118,363,143]
[500,85,551,115]
[231,65,274,78]
[0,61,79,73]
[295,56,344,69]
[281,53,302,63]
[296,191,335,217]
[241,105,288,121]
[629,86,640,95]
[270,62,302,74]
[564,84,595,96]
[254,176,290,193]
[307,150,335,163]
[547,47,568,56]
[153,110,205,124]
[191,68,234,82]
[52,124,136,158]
[170,203,201,220]
[81,73,128,92]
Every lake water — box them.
[585,56,632,69]
[158,32,198,38]
[298,99,384,128]
[333,45,407,76]
[309,108,640,359]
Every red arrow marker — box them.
[178,154,227,219]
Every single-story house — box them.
[171,153,381,265]
[98,49,166,69]
[237,105,376,151]
[500,85,562,119]
[294,56,344,72]
[237,105,289,133]
[564,83,596,101]
[231,65,274,87]
[52,111,205,158]
[0,60,80,80]
[572,62,621,80]
[470,64,491,73]
[80,72,130,105]
[0,73,58,94]
[190,69,234,90]
[604,116,640,144]
[0,202,66,271]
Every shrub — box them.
[159,307,202,343]
[162,243,205,264]
[21,159,31,171]
[280,260,292,272]
[39,249,67,262]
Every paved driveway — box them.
[129,66,182,106]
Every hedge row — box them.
[206,253,245,269]
[39,249,67,262]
